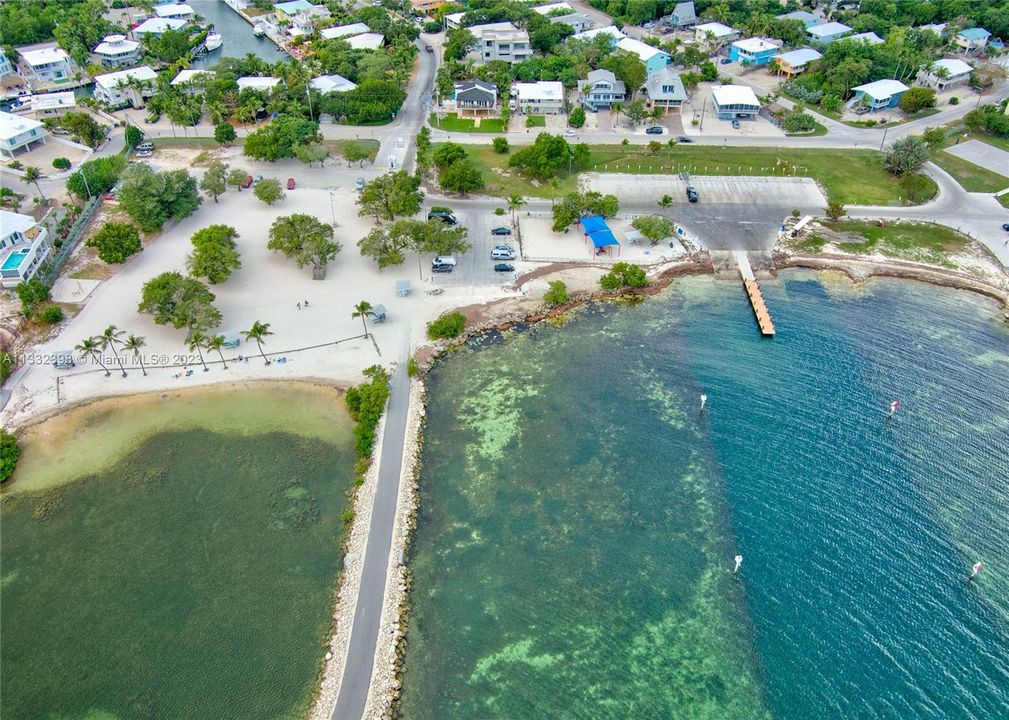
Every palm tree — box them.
[206,334,229,369]
[243,321,273,365]
[23,166,44,200]
[76,337,110,376]
[187,330,210,372]
[507,194,526,221]
[352,301,372,339]
[97,325,127,377]
[123,334,147,376]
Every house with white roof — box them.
[919,23,947,37]
[777,10,821,28]
[0,111,47,158]
[0,209,51,289]
[954,28,991,53]
[19,47,74,85]
[771,48,822,76]
[919,58,973,91]
[515,81,564,114]
[273,0,313,22]
[469,22,532,64]
[171,68,213,94]
[570,26,625,45]
[133,17,188,38]
[311,74,357,94]
[237,76,281,92]
[615,37,671,77]
[94,66,158,108]
[320,22,371,40]
[30,91,76,119]
[579,69,625,111]
[695,22,738,45]
[645,66,687,111]
[807,21,852,43]
[445,12,466,29]
[550,12,593,33]
[346,33,385,50]
[533,2,572,15]
[93,35,141,68]
[154,3,195,20]
[288,5,332,36]
[711,85,760,119]
[846,31,883,45]
[729,37,781,65]
[852,79,909,111]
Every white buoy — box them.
[700,394,708,412]
[971,561,984,580]
[733,555,743,574]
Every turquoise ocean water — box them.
[401,272,1009,719]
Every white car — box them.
[563,129,577,137]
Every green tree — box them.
[602,51,646,99]
[658,194,673,208]
[215,122,237,146]
[52,157,71,170]
[86,222,142,264]
[569,107,586,129]
[61,111,107,148]
[117,164,202,233]
[96,324,127,377]
[899,86,936,114]
[67,155,126,200]
[268,213,342,279]
[14,278,49,317]
[294,141,329,167]
[227,168,249,190]
[921,126,945,150]
[492,136,510,154]
[253,177,286,205]
[338,140,374,164]
[123,334,147,376]
[138,271,222,332]
[23,166,44,200]
[432,142,468,169]
[187,330,210,372]
[883,136,928,177]
[415,126,432,167]
[552,191,619,231]
[509,133,577,181]
[125,125,144,148]
[188,225,241,284]
[243,115,321,161]
[243,320,273,365]
[631,215,675,245]
[356,170,423,222]
[507,193,526,220]
[206,334,229,370]
[0,429,20,483]
[825,200,846,220]
[358,219,469,272]
[543,280,568,306]
[619,99,648,127]
[438,159,484,194]
[599,262,647,290]
[75,336,110,376]
[200,160,229,203]
[352,300,373,338]
[427,311,466,340]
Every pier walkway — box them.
[734,251,776,336]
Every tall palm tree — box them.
[206,334,229,370]
[243,321,273,365]
[76,337,110,376]
[187,330,210,372]
[352,301,372,339]
[97,325,127,377]
[507,194,526,221]
[123,334,147,376]
[23,166,44,200]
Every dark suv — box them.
[686,186,698,203]
[428,210,457,225]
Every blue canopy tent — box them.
[579,215,620,256]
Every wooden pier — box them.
[734,251,776,337]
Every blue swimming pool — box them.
[2,249,29,272]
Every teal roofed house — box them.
[852,79,908,111]
[954,27,991,52]
[777,10,821,29]
[807,21,852,43]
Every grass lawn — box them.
[330,139,380,162]
[999,193,1009,209]
[428,113,506,133]
[525,115,546,128]
[823,219,968,267]
[933,149,1009,193]
[453,143,934,205]
[785,120,828,137]
[150,137,224,149]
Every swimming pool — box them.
[1,249,29,272]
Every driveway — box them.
[942,140,1009,179]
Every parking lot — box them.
[583,173,827,250]
[423,201,518,287]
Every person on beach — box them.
[304,299,309,307]
[297,302,301,310]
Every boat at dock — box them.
[205,30,223,51]
[253,23,266,37]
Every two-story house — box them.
[551,13,593,33]
[729,37,781,65]
[453,80,497,112]
[154,3,196,20]
[852,79,908,111]
[770,48,822,76]
[132,17,188,39]
[694,22,738,46]
[954,27,991,53]
[288,6,332,37]
[515,81,564,114]
[615,37,671,78]
[776,10,821,29]
[711,85,760,119]
[807,21,852,43]
[93,35,142,68]
[469,22,532,64]
[320,23,371,41]
[0,210,51,289]
[31,91,76,120]
[919,58,973,91]
[579,69,626,111]
[570,25,625,45]
[0,110,47,158]
[645,66,687,111]
[93,66,158,109]
[19,47,74,85]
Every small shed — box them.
[367,304,388,323]
[395,279,411,297]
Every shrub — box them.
[86,222,142,264]
[40,304,65,324]
[344,364,390,460]
[899,87,936,114]
[52,157,71,170]
[599,262,647,290]
[569,107,586,129]
[494,207,505,215]
[543,280,569,306]
[781,81,823,105]
[883,136,928,176]
[424,20,442,33]
[492,136,509,154]
[825,200,846,220]
[0,429,18,483]
[427,311,466,340]
[899,174,936,203]
[407,357,419,377]
[949,96,959,105]
[783,112,816,133]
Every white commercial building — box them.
[93,66,158,108]
[0,111,47,157]
[515,81,565,114]
[93,35,142,67]
[0,210,51,289]
[19,47,74,85]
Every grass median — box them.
[931,149,1009,193]
[455,143,935,205]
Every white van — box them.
[432,256,457,266]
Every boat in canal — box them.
[205,29,223,51]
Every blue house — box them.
[777,10,821,29]
[852,79,908,111]
[729,37,780,65]
[615,37,671,77]
[807,21,853,43]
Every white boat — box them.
[253,23,266,37]
[205,30,223,51]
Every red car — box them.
[287,177,296,190]
[241,175,253,189]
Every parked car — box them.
[287,177,296,190]
[686,186,699,203]
[731,120,740,130]
[136,150,152,158]
[491,226,511,235]
[720,57,733,65]
[645,126,664,135]
[428,210,457,225]
[494,263,515,272]
[53,127,69,136]
[676,136,692,143]
[491,248,515,260]
[253,175,264,185]
[356,177,366,190]
[564,129,577,136]
[433,255,457,267]
[241,175,254,189]
[137,141,154,151]
[431,262,454,273]
[425,45,434,53]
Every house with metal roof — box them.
[729,37,781,65]
[846,31,883,45]
[515,81,564,114]
[320,23,370,40]
[272,0,313,22]
[954,27,991,52]
[311,74,357,94]
[550,12,593,33]
[132,17,188,38]
[771,48,822,76]
[645,66,687,111]
[532,2,572,14]
[668,2,696,28]
[93,35,141,68]
[0,111,47,158]
[777,10,821,28]
[695,22,738,45]
[919,58,973,91]
[154,3,195,20]
[711,85,760,119]
[18,47,73,85]
[94,65,157,108]
[570,26,625,45]
[29,91,76,119]
[615,37,671,77]
[237,76,282,91]
[807,21,852,43]
[852,79,909,111]
[453,80,497,111]
[346,33,385,50]
[580,69,626,111]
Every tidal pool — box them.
[1,382,356,720]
